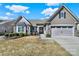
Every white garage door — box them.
[51,26,74,37]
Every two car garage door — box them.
[51,26,74,36]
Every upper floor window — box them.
[59,11,66,19]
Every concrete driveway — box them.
[53,36,79,56]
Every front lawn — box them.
[0,36,71,56]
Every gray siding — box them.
[0,24,13,33]
[51,8,77,25]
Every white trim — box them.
[24,26,26,33]
[16,26,25,33]
[28,26,30,34]
[50,24,75,26]
[13,26,15,33]
[63,5,79,22]
[48,5,78,22]
[60,11,65,19]
[73,27,75,36]
[44,26,46,35]
[16,16,31,26]
[51,25,74,37]
[37,25,44,34]
[16,26,18,33]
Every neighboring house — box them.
[0,16,46,35]
[0,5,79,37]
[0,20,15,33]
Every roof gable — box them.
[47,5,79,22]
[15,16,32,26]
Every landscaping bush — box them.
[5,33,28,38]
[24,33,28,36]
[0,32,5,36]
[46,34,51,37]
[9,33,13,37]
[5,33,15,37]
[20,33,28,37]
[5,33,9,37]
[12,33,15,36]
[19,33,24,37]
[15,33,19,36]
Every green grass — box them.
[0,36,71,56]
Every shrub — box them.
[5,33,9,37]
[5,33,28,38]
[9,33,13,37]
[19,33,28,37]
[0,32,5,36]
[46,34,51,37]
[12,33,15,36]
[19,33,25,37]
[24,33,28,36]
[15,33,19,36]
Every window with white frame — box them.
[18,26,24,33]
[59,11,66,19]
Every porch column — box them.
[16,26,18,33]
[73,26,75,36]
[24,26,26,33]
[44,26,46,35]
[27,25,30,35]
[37,26,39,34]
[28,26,30,35]
[13,26,16,33]
[45,25,47,34]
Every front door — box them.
[39,27,44,34]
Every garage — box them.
[51,26,74,37]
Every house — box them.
[0,16,46,35]
[44,5,79,37]
[0,5,79,37]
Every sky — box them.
[0,3,79,20]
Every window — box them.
[68,26,73,28]
[59,11,66,19]
[56,26,61,28]
[18,26,24,33]
[62,26,67,28]
[39,27,44,34]
[51,26,55,28]
[33,26,37,32]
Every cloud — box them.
[5,5,29,12]
[0,16,14,20]
[25,10,30,14]
[46,3,59,6]
[41,8,58,16]
[5,5,10,8]
[6,12,14,16]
